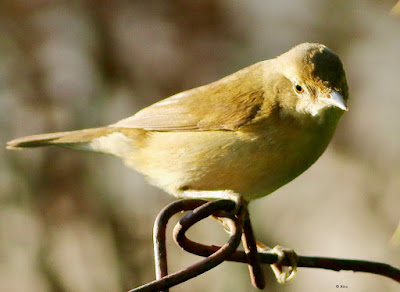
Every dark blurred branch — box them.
[129,199,400,291]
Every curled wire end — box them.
[129,199,243,292]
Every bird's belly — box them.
[127,128,331,201]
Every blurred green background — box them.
[1,1,400,291]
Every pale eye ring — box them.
[295,84,304,94]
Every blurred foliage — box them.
[1,1,399,291]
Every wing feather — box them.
[112,62,268,131]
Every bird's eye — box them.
[295,84,304,94]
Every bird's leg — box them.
[176,191,298,286]
[178,190,298,284]
[256,242,298,284]
[179,192,265,289]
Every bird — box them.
[7,43,349,204]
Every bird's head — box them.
[275,43,349,120]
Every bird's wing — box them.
[112,63,267,131]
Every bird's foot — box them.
[257,242,298,283]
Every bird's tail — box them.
[6,127,117,150]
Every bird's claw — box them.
[257,243,298,284]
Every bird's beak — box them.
[320,90,348,111]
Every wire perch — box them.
[128,199,400,292]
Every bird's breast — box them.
[126,119,337,201]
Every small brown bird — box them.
[7,43,349,203]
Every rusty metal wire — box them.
[241,206,265,289]
[128,199,243,292]
[128,199,400,292]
